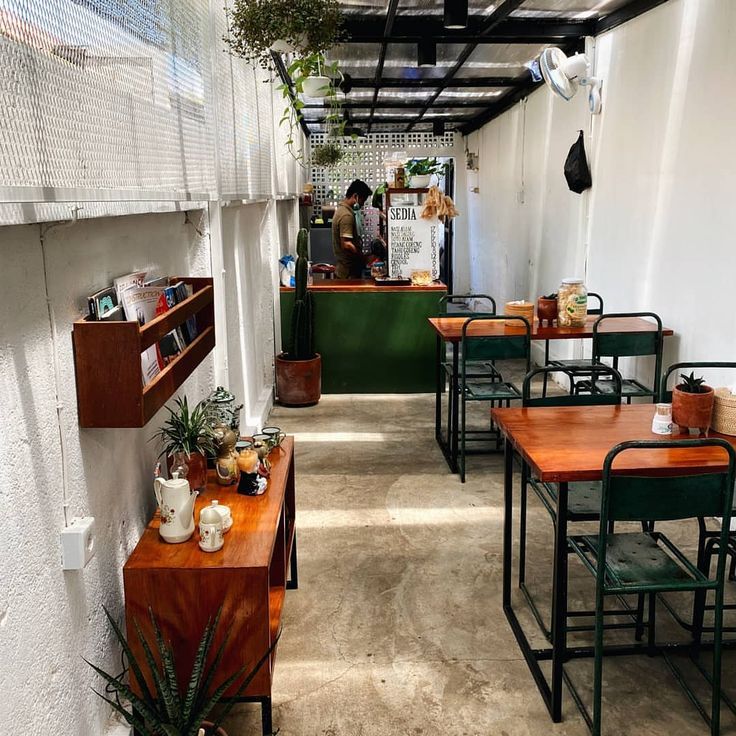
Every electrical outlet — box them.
[61,516,96,570]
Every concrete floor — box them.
[221,390,736,736]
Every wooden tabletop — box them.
[281,279,446,293]
[428,314,674,342]
[492,405,735,482]
[124,437,294,571]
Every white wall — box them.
[464,0,736,380]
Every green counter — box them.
[280,279,446,393]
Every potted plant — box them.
[537,292,558,326]
[405,157,444,188]
[87,606,276,736]
[313,140,344,168]
[225,0,344,69]
[152,396,216,491]
[275,228,321,406]
[672,371,715,434]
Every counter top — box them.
[280,279,446,293]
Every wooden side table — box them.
[123,438,297,735]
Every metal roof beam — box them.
[271,51,310,139]
[349,76,520,88]
[368,0,400,134]
[303,100,494,109]
[342,17,593,42]
[595,0,671,34]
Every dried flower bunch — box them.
[312,141,344,168]
[421,186,460,222]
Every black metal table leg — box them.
[435,334,442,444]
[287,531,298,590]
[550,481,569,722]
[450,343,459,473]
[503,438,514,607]
[261,696,273,735]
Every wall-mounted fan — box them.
[539,46,602,114]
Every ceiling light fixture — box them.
[433,120,445,136]
[444,0,468,29]
[417,41,436,67]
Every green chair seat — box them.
[464,380,521,401]
[531,479,602,520]
[577,377,652,398]
[573,532,707,591]
[443,360,503,381]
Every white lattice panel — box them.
[309,131,456,212]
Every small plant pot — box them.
[537,297,558,326]
[302,75,331,98]
[409,174,432,188]
[167,451,208,491]
[275,353,322,406]
[200,721,228,736]
[672,385,715,434]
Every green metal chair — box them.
[543,291,605,396]
[568,439,736,736]
[458,315,531,483]
[658,362,736,642]
[576,311,664,403]
[519,365,627,640]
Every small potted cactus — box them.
[275,228,322,405]
[672,371,715,434]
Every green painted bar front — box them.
[280,283,446,393]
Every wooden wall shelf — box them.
[124,437,297,735]
[72,277,215,428]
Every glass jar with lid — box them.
[557,278,588,327]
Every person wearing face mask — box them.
[331,179,373,279]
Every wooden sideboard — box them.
[123,438,297,735]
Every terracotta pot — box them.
[275,353,321,406]
[167,451,208,491]
[537,297,558,326]
[672,385,715,433]
[200,721,228,736]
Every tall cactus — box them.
[288,228,314,360]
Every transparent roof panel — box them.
[455,43,545,78]
[382,43,467,79]
[340,0,390,13]
[512,0,632,20]
[327,43,382,77]
[398,1,501,15]
[377,88,438,102]
[436,86,509,101]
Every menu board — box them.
[387,205,441,280]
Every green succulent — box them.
[151,396,217,459]
[86,606,277,736]
[678,371,708,394]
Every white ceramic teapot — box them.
[154,473,198,543]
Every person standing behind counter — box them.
[332,179,372,279]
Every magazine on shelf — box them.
[171,280,198,342]
[120,286,166,386]
[114,271,147,315]
[164,285,190,346]
[87,286,118,320]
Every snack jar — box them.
[557,278,587,327]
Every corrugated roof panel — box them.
[437,86,510,101]
[382,42,467,79]
[377,88,439,101]
[454,43,544,78]
[340,0,389,14]
[399,0,500,15]
[512,0,631,20]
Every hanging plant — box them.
[226,0,345,69]
[312,141,345,168]
[277,52,347,164]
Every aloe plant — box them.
[86,606,277,736]
[287,228,315,360]
[678,371,709,394]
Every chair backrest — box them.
[522,365,623,407]
[660,361,736,402]
[601,440,736,527]
[461,315,531,366]
[587,292,604,316]
[593,312,664,394]
[439,293,496,317]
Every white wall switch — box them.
[61,516,96,570]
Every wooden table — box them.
[428,315,674,473]
[491,405,735,723]
[123,438,297,735]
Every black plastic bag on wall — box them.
[564,130,592,193]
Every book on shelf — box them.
[99,304,125,321]
[120,286,166,386]
[171,280,198,342]
[114,271,147,312]
[87,286,118,320]
[164,285,190,346]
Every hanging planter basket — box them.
[302,75,331,98]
